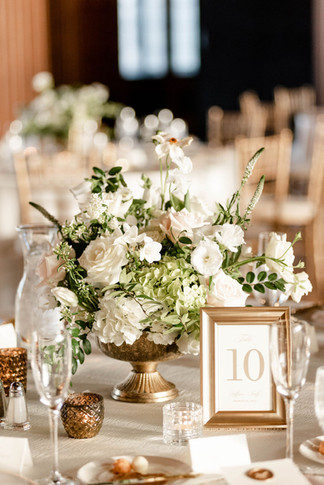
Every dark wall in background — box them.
[49,0,313,139]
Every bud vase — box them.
[15,224,58,358]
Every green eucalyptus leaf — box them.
[72,357,78,375]
[257,271,267,281]
[264,281,277,290]
[254,283,265,293]
[242,284,253,293]
[108,166,122,176]
[246,272,255,283]
[179,236,192,245]
[83,339,92,355]
[268,273,278,281]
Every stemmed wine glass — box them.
[315,366,324,433]
[31,319,75,484]
[270,318,310,459]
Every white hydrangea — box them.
[94,296,147,346]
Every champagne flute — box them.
[270,318,310,459]
[31,320,75,484]
[315,366,324,432]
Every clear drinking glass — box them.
[254,231,289,306]
[270,318,310,459]
[31,322,75,484]
[15,224,58,358]
[163,402,203,445]
[315,366,324,432]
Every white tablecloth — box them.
[1,308,324,484]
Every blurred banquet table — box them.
[1,306,324,484]
[0,144,238,240]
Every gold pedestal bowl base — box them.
[96,334,181,403]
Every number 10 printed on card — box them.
[200,307,288,428]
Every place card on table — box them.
[0,437,33,474]
[221,458,310,485]
[189,433,251,473]
[0,323,17,348]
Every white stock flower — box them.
[93,296,147,346]
[142,184,161,208]
[51,287,78,307]
[285,272,312,303]
[168,169,191,197]
[265,232,294,279]
[70,180,92,210]
[78,233,128,286]
[191,239,223,276]
[176,332,200,355]
[215,223,245,252]
[140,237,162,263]
[207,270,248,307]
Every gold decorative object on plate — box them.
[96,333,181,403]
[60,392,104,439]
[0,347,27,396]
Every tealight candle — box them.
[60,392,104,439]
[163,402,203,445]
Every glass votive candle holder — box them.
[0,347,27,396]
[163,402,203,445]
[60,392,104,439]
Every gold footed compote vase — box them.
[96,333,181,403]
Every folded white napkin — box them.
[0,323,17,348]
[189,434,251,474]
[221,458,310,485]
[0,437,33,475]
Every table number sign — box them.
[200,307,288,428]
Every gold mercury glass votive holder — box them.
[0,347,27,397]
[61,392,104,439]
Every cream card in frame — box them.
[200,306,288,428]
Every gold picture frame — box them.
[200,306,289,429]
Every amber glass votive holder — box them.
[61,392,104,439]
[0,347,27,396]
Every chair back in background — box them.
[14,149,88,225]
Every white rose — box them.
[176,332,200,355]
[215,223,245,252]
[285,271,313,303]
[93,297,146,346]
[159,208,205,244]
[265,232,294,279]
[51,287,79,307]
[207,270,248,307]
[191,239,223,276]
[78,234,128,286]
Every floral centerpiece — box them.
[17,72,122,141]
[34,134,312,374]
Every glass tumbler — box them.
[163,402,203,445]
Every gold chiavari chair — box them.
[273,84,316,133]
[235,129,293,227]
[276,115,324,302]
[14,149,89,224]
